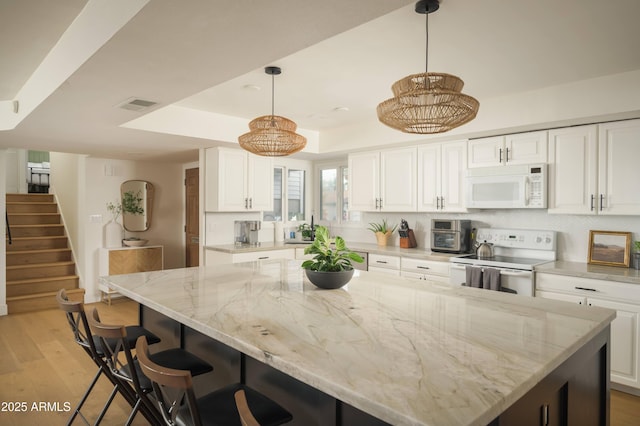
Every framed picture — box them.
[588,230,632,267]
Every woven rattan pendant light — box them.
[239,66,306,156]
[377,0,479,134]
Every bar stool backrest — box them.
[56,289,100,358]
[135,336,203,426]
[87,308,144,392]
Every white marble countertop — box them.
[205,241,459,262]
[101,260,614,426]
[537,260,640,285]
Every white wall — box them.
[49,154,185,303]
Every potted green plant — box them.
[367,219,397,246]
[301,226,364,289]
[633,241,640,270]
[298,223,314,241]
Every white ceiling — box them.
[1,0,639,162]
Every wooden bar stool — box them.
[136,335,293,426]
[56,289,160,425]
[88,307,213,426]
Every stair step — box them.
[6,261,76,281]
[6,202,58,214]
[6,236,69,251]
[6,248,72,266]
[7,213,61,225]
[6,275,80,297]
[7,288,85,314]
[6,193,54,203]
[8,224,65,238]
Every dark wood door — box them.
[185,168,199,267]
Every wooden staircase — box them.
[5,193,84,313]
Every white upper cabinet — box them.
[468,130,548,168]
[418,140,467,212]
[548,119,640,215]
[598,119,640,215]
[348,147,417,212]
[205,147,273,212]
[547,125,598,214]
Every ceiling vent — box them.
[117,97,158,111]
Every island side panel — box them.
[496,325,610,426]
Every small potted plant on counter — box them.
[367,219,397,246]
[301,226,364,289]
[633,241,640,270]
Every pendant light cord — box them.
[425,7,429,74]
[271,73,275,118]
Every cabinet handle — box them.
[599,194,604,211]
[499,148,503,163]
[245,198,248,209]
[542,404,549,426]
[590,194,595,211]
[441,197,445,209]
[417,266,430,270]
[379,198,382,209]
[375,198,379,209]
[376,260,388,264]
[436,197,440,209]
[505,147,510,162]
[258,256,269,260]
[249,198,253,209]
[575,286,597,292]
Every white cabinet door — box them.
[205,147,248,212]
[468,136,503,168]
[418,140,467,212]
[348,151,380,211]
[247,154,273,211]
[205,148,273,212]
[547,125,598,214]
[417,144,440,211]
[505,131,548,165]
[380,147,417,212]
[440,141,467,212]
[598,119,640,215]
[588,297,640,389]
[469,131,547,168]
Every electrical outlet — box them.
[89,214,103,223]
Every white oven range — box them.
[449,228,557,297]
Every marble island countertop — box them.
[101,260,614,425]
[205,241,459,262]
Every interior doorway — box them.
[185,168,199,267]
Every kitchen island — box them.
[100,260,614,425]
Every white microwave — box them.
[465,164,547,209]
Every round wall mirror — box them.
[121,180,154,232]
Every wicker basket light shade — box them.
[377,72,479,134]
[239,115,307,157]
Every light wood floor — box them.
[1,299,639,425]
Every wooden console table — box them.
[98,245,163,304]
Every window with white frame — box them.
[263,166,307,223]
[318,164,360,223]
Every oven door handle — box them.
[450,264,531,276]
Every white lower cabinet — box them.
[401,258,450,283]
[205,249,295,265]
[368,254,400,276]
[536,273,640,390]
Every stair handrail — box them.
[5,211,12,244]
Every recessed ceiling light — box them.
[243,84,261,91]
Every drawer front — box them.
[368,254,400,270]
[401,258,450,276]
[536,273,640,303]
[232,249,295,263]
